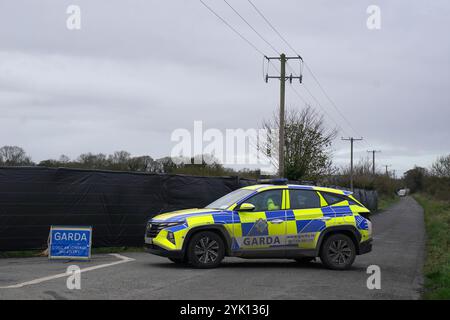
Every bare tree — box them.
[128,155,160,172]
[0,146,33,166]
[431,154,450,178]
[261,106,337,181]
[77,153,109,169]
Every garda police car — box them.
[144,180,372,270]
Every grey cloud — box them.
[0,0,448,175]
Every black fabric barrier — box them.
[0,167,254,251]
[352,188,378,212]
[0,167,377,251]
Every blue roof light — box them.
[257,178,288,185]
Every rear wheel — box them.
[320,234,356,270]
[187,231,225,268]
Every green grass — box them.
[0,249,44,259]
[377,194,400,212]
[414,194,450,300]
[0,246,145,259]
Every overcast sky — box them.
[0,0,449,176]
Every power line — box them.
[290,85,348,136]
[264,54,302,178]
[200,0,368,162]
[247,0,368,145]
[246,0,298,56]
[199,0,266,56]
[303,63,362,139]
[244,0,356,140]
[284,60,352,137]
[301,83,352,136]
[222,0,280,55]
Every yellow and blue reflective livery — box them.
[144,182,372,268]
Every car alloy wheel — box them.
[327,239,352,265]
[187,231,225,268]
[320,234,356,270]
[194,236,219,263]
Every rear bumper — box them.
[145,243,184,259]
[358,239,372,255]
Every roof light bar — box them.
[257,178,288,185]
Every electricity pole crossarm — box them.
[341,137,363,191]
[265,55,303,84]
[264,53,303,178]
[367,150,381,175]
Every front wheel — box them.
[320,234,356,270]
[187,231,225,268]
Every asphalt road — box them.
[0,196,425,300]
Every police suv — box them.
[144,180,372,270]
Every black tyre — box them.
[293,257,315,264]
[187,231,225,268]
[320,234,356,270]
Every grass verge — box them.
[0,246,145,259]
[0,250,44,259]
[414,193,450,300]
[377,194,400,212]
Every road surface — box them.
[0,196,425,300]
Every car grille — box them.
[146,222,169,238]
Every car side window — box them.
[244,190,283,212]
[289,189,321,209]
[321,192,347,206]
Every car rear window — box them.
[289,189,321,209]
[321,192,358,206]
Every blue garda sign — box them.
[49,226,92,260]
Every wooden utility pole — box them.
[278,54,286,178]
[265,54,302,178]
[342,137,363,191]
[367,150,381,175]
[384,164,391,176]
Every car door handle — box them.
[269,219,284,224]
[320,217,332,221]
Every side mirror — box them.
[237,203,255,212]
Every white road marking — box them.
[0,253,135,289]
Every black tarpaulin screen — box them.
[0,167,377,251]
[0,167,252,251]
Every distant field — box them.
[414,194,450,300]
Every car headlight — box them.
[164,221,185,227]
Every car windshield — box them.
[205,189,254,210]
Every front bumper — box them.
[145,243,184,259]
[358,239,373,255]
